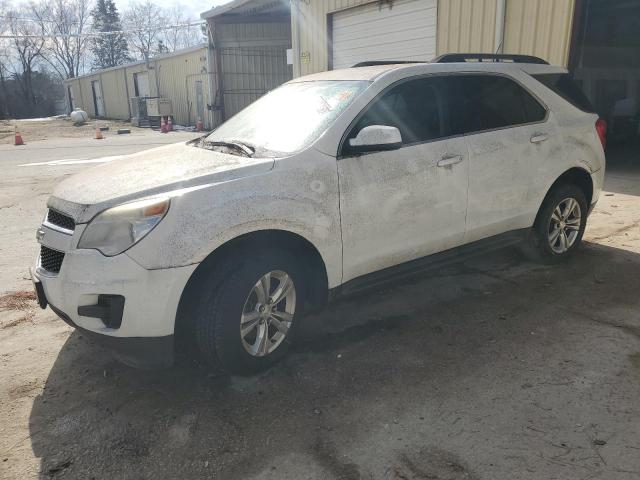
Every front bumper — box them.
[49,301,174,369]
[32,236,197,368]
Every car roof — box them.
[289,62,567,83]
[289,64,420,82]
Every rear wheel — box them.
[523,184,588,264]
[194,249,304,375]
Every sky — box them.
[0,0,229,23]
[113,0,227,19]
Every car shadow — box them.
[604,143,640,196]
[29,242,640,479]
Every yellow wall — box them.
[437,0,575,65]
[437,0,498,55]
[99,68,130,118]
[291,0,576,76]
[504,0,575,66]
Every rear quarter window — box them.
[533,73,595,113]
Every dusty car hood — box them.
[48,142,275,223]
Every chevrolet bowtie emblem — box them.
[36,228,45,243]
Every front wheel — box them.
[194,249,304,375]
[523,184,588,264]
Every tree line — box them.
[0,0,205,119]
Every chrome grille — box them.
[47,209,75,232]
[40,246,65,273]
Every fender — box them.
[126,154,344,289]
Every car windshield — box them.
[205,80,369,156]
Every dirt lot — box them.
[0,117,151,145]
[0,141,639,479]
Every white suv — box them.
[32,54,606,374]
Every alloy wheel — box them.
[548,197,582,254]
[240,270,296,357]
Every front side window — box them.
[450,75,547,135]
[206,80,368,156]
[346,76,449,149]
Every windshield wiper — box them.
[202,140,255,157]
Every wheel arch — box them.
[174,229,330,344]
[536,167,594,224]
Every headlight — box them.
[78,197,170,256]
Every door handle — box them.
[530,133,549,144]
[437,155,463,167]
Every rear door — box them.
[338,75,469,283]
[453,74,553,242]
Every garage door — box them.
[331,0,437,69]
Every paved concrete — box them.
[0,140,639,480]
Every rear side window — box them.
[449,75,547,135]
[533,73,595,113]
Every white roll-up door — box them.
[331,0,437,70]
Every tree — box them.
[91,0,130,69]
[156,39,168,54]
[7,10,45,114]
[0,47,10,118]
[123,0,166,62]
[31,0,93,79]
[0,1,11,117]
[161,6,204,52]
[124,2,204,60]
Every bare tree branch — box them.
[162,6,203,52]
[7,8,45,109]
[31,0,93,79]
[123,0,166,62]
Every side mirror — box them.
[348,125,402,153]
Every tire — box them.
[194,248,304,375]
[523,183,588,264]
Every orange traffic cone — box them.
[14,127,24,146]
[160,117,168,133]
[94,127,104,140]
[167,116,173,132]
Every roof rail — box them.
[351,60,426,68]
[433,53,549,65]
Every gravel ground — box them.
[0,117,157,145]
[0,141,639,480]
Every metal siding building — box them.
[216,20,292,119]
[436,0,499,55]
[291,0,577,76]
[503,0,575,67]
[202,0,293,127]
[64,45,214,128]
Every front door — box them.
[195,80,205,124]
[338,75,469,283]
[91,80,105,117]
[67,85,75,112]
[134,72,150,98]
